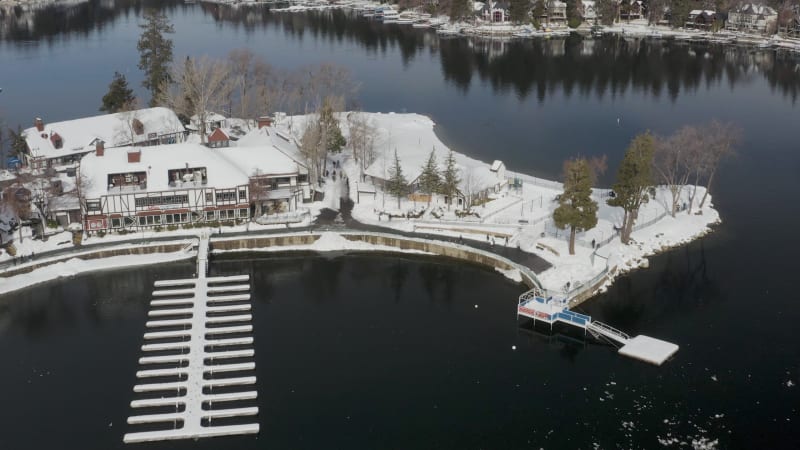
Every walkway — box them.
[123,235,259,443]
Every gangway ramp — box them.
[517,288,679,366]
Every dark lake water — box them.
[1,1,799,448]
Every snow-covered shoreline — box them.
[2,110,721,305]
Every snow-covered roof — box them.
[360,113,503,194]
[80,143,249,199]
[24,107,184,160]
[0,170,16,183]
[237,127,308,172]
[689,9,716,16]
[190,111,227,124]
[215,145,305,178]
[473,1,485,12]
[736,4,777,16]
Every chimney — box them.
[34,117,44,132]
[257,116,273,129]
[95,140,105,157]
[127,149,141,163]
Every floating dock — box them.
[517,289,679,365]
[123,233,260,443]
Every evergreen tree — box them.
[137,9,174,106]
[100,72,136,113]
[509,0,531,23]
[565,0,582,28]
[608,132,655,244]
[553,158,598,255]
[319,100,346,153]
[418,148,441,205]
[386,150,408,209]
[669,0,692,28]
[531,0,545,28]
[596,0,618,25]
[441,150,461,210]
[449,0,472,21]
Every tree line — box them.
[554,120,740,254]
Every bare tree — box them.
[653,128,694,217]
[299,115,324,187]
[698,120,740,208]
[164,56,232,143]
[347,112,377,172]
[461,168,478,209]
[228,48,257,122]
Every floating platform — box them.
[618,335,679,366]
[517,288,679,366]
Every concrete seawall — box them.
[0,241,191,278]
[210,231,542,290]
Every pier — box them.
[123,233,260,443]
[517,289,679,365]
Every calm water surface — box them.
[1,1,799,448]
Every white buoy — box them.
[512,345,516,350]
[474,304,478,308]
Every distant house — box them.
[21,107,186,170]
[620,0,644,20]
[189,111,227,135]
[687,10,717,29]
[547,1,568,24]
[580,0,598,22]
[207,128,234,148]
[727,4,778,34]
[480,1,510,23]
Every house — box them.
[79,143,251,232]
[687,10,717,29]
[546,1,568,24]
[360,114,508,209]
[783,15,800,37]
[207,128,235,148]
[727,4,778,34]
[480,1,510,23]
[189,111,227,135]
[21,107,186,170]
[620,0,644,20]
[580,0,597,22]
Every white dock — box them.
[517,288,679,366]
[124,233,260,443]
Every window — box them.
[206,193,213,203]
[239,209,248,218]
[206,211,215,221]
[135,195,189,208]
[86,200,101,211]
[111,218,121,228]
[138,216,146,226]
[239,189,247,201]
[165,214,173,224]
[215,191,236,203]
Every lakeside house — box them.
[580,0,597,22]
[479,1,510,23]
[619,0,644,21]
[79,123,311,232]
[727,4,777,34]
[21,107,186,171]
[686,10,718,30]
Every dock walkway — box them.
[123,233,260,443]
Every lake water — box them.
[1,1,799,448]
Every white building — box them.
[22,107,186,170]
[79,130,311,232]
[581,0,597,22]
[727,4,777,34]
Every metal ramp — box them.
[124,234,259,443]
[586,320,630,346]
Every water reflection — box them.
[2,0,798,102]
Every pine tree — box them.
[100,72,136,113]
[608,132,655,244]
[449,0,472,21]
[319,100,346,153]
[441,150,461,210]
[553,158,599,255]
[386,150,408,209]
[137,9,174,107]
[418,149,441,205]
[509,0,531,23]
